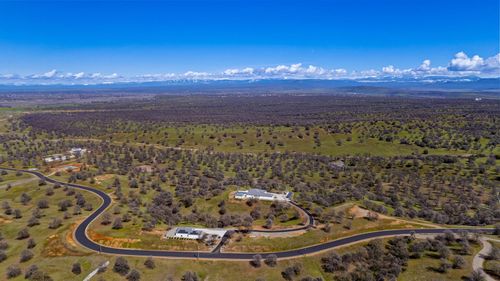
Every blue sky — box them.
[0,0,498,82]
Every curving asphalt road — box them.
[0,167,493,260]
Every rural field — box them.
[0,93,498,281]
[0,0,499,280]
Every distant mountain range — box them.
[0,77,498,98]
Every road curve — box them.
[248,200,315,233]
[472,238,497,281]
[0,167,493,260]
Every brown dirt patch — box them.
[42,233,88,257]
[349,205,369,218]
[136,165,153,173]
[227,191,240,204]
[65,223,79,248]
[142,228,165,236]
[389,220,404,225]
[88,230,140,248]
[0,216,12,224]
[52,162,82,173]
[94,174,114,184]
[349,205,392,220]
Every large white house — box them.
[234,188,292,202]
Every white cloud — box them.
[417,59,431,71]
[448,52,484,71]
[358,69,379,77]
[289,63,302,73]
[73,72,85,79]
[223,67,254,76]
[30,69,58,79]
[42,69,57,78]
[104,73,120,79]
[0,73,18,79]
[259,63,347,78]
[265,64,291,74]
[446,52,500,75]
[183,71,210,78]
[483,53,500,73]
[1,52,498,85]
[382,65,396,74]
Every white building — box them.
[172,227,203,239]
[70,148,87,155]
[44,154,71,163]
[234,188,292,202]
[164,227,227,240]
[44,148,87,163]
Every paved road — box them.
[0,167,494,260]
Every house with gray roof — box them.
[234,188,291,202]
[164,227,227,240]
[171,227,203,239]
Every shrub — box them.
[0,250,7,262]
[71,263,82,275]
[0,240,9,250]
[181,271,199,281]
[321,252,345,272]
[468,270,486,281]
[27,216,40,227]
[48,218,62,229]
[27,238,36,249]
[250,254,262,268]
[6,264,22,279]
[37,199,50,209]
[126,269,141,281]
[113,257,130,275]
[24,264,38,279]
[144,257,155,269]
[17,228,30,240]
[29,270,53,281]
[112,217,123,229]
[487,246,500,260]
[438,258,452,273]
[264,254,277,267]
[20,249,34,262]
[452,255,465,269]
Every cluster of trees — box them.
[2,259,54,280]
[484,244,500,278]
[2,128,498,231]
[321,231,482,280]
[0,170,98,280]
[0,180,90,231]
[20,96,500,153]
[111,256,202,281]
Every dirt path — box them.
[349,205,441,229]
[473,237,498,281]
